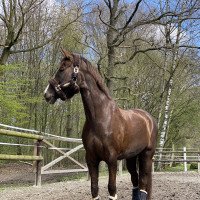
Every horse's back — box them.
[118,108,157,135]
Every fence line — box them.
[0,123,39,133]
[0,128,43,140]
[0,123,199,186]
[153,146,200,172]
[0,129,43,186]
[0,123,82,143]
[0,154,43,161]
[0,124,88,186]
[0,142,42,148]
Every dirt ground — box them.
[0,163,200,200]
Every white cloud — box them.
[139,24,188,45]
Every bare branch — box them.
[104,0,112,10]
[0,14,6,23]
[10,14,82,54]
[114,44,200,66]
[122,0,143,30]
[97,5,117,31]
[143,52,171,73]
[114,47,163,65]
[1,0,9,27]
[75,35,101,56]
[112,11,177,47]
[0,44,9,47]
[2,0,8,19]
[178,45,200,49]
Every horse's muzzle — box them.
[44,92,57,104]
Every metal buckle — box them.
[74,66,79,73]
[55,85,61,92]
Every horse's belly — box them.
[117,146,146,160]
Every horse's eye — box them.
[59,62,66,70]
[59,66,65,71]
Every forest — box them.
[0,0,200,159]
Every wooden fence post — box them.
[152,160,155,173]
[34,139,42,186]
[118,160,123,176]
[183,147,187,172]
[198,153,200,173]
[170,144,175,167]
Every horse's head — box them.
[44,49,83,104]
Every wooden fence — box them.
[0,129,43,186]
[153,147,200,172]
[0,124,88,186]
[0,124,199,187]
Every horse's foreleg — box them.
[87,159,100,199]
[107,160,118,200]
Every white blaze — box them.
[44,84,50,94]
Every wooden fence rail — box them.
[0,129,43,186]
[0,129,43,140]
[153,147,200,172]
[1,124,199,187]
[0,154,43,161]
[0,125,88,186]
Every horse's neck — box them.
[80,72,115,122]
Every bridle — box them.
[48,55,80,101]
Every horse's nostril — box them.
[44,92,57,104]
[44,93,52,102]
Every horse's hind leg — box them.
[126,157,140,200]
[138,150,154,200]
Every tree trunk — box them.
[157,51,178,169]
[106,46,115,92]
[0,47,11,65]
[105,1,119,92]
[0,47,11,76]
[159,77,173,148]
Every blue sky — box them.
[52,0,199,47]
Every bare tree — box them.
[81,0,199,93]
[155,0,200,168]
[0,0,83,66]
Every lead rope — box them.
[108,194,118,200]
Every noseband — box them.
[49,59,80,101]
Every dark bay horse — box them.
[44,49,157,200]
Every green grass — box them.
[161,164,198,172]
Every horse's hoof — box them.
[140,190,147,200]
[93,195,100,200]
[132,188,140,200]
[108,194,117,200]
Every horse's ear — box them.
[60,47,73,61]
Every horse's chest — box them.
[84,135,112,159]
